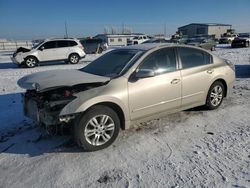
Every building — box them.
[178,23,232,39]
[94,33,146,46]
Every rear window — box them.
[68,41,78,46]
[57,40,69,48]
[179,47,212,69]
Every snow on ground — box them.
[0,47,250,188]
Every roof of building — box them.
[178,23,232,29]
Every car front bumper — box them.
[11,56,23,64]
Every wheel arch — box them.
[25,55,39,62]
[211,78,228,97]
[86,102,126,130]
[68,52,80,58]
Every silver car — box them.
[18,44,235,151]
[12,38,86,68]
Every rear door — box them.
[56,40,70,59]
[178,47,214,107]
[128,47,181,120]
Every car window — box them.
[43,41,56,49]
[68,41,77,46]
[179,47,212,69]
[81,49,140,77]
[57,40,69,48]
[138,48,177,75]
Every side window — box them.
[179,48,212,69]
[68,41,77,46]
[138,48,177,75]
[57,40,69,48]
[43,41,56,49]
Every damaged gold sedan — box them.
[18,44,235,151]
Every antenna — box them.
[65,21,68,38]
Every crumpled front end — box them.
[22,82,106,131]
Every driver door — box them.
[128,48,181,120]
[37,41,57,61]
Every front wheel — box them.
[205,81,225,110]
[25,56,38,68]
[74,105,120,151]
[68,53,80,64]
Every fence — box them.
[0,41,33,51]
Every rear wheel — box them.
[97,47,103,54]
[68,53,80,64]
[25,56,38,68]
[205,81,225,110]
[74,105,120,151]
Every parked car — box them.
[219,34,238,44]
[18,44,235,151]
[127,35,150,45]
[186,38,216,51]
[12,38,85,68]
[142,38,172,44]
[80,38,108,54]
[231,33,250,48]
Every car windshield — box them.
[80,49,141,77]
[188,38,205,43]
[32,41,44,49]
[239,33,250,37]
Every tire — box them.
[245,42,249,48]
[97,47,103,54]
[68,53,80,64]
[25,56,38,68]
[74,105,120,151]
[205,81,225,110]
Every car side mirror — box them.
[39,46,44,51]
[135,69,155,79]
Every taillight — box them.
[80,45,84,50]
[224,59,235,72]
[64,90,73,97]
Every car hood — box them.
[17,69,110,92]
[187,42,200,46]
[235,37,249,41]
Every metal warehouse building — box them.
[178,23,232,38]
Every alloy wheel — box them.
[210,85,223,106]
[84,115,115,146]
[70,55,79,63]
[26,58,36,67]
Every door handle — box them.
[171,79,180,84]
[207,69,214,74]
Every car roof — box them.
[118,43,214,54]
[122,43,174,51]
[44,38,78,42]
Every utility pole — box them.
[65,21,68,38]
[164,23,166,37]
[122,23,125,34]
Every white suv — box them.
[12,38,86,68]
[127,35,150,45]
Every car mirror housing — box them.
[135,69,155,79]
[39,46,44,51]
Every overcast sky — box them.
[0,0,250,40]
